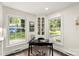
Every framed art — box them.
[29,21,34,32]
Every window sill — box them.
[6,40,28,47]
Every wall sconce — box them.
[76,19,79,26]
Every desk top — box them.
[29,39,53,46]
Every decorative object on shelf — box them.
[38,17,40,35]
[76,19,79,26]
[41,17,45,35]
[29,21,34,32]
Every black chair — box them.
[38,37,45,42]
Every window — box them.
[49,17,63,45]
[49,17,61,35]
[8,17,26,44]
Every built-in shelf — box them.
[37,17,45,35]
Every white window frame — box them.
[48,16,64,46]
[7,15,27,46]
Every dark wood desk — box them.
[28,39,53,56]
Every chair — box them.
[38,37,45,42]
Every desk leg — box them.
[49,46,51,56]
[52,44,53,56]
[31,45,32,53]
[28,44,30,56]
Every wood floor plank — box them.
[7,47,67,56]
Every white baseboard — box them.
[4,47,27,56]
[53,47,76,56]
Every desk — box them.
[28,39,53,56]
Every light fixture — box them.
[45,8,48,10]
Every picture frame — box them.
[29,21,34,32]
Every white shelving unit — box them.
[37,17,45,35]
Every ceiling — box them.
[2,2,78,16]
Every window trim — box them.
[48,16,64,46]
[48,17,62,35]
[7,15,27,46]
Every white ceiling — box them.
[2,2,78,16]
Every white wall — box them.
[0,3,3,55]
[0,3,3,28]
[47,4,79,55]
[2,6,36,55]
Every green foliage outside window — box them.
[49,18,61,35]
[9,17,25,40]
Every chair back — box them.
[38,37,45,42]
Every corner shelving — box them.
[37,17,45,35]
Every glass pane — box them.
[9,17,21,27]
[15,29,21,39]
[21,23,25,28]
[9,28,16,40]
[21,19,25,28]
[21,19,25,24]
[49,18,61,35]
[15,29,25,39]
[21,29,25,39]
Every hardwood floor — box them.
[7,46,68,56]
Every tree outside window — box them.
[9,17,25,44]
[49,17,61,35]
[49,17,63,44]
